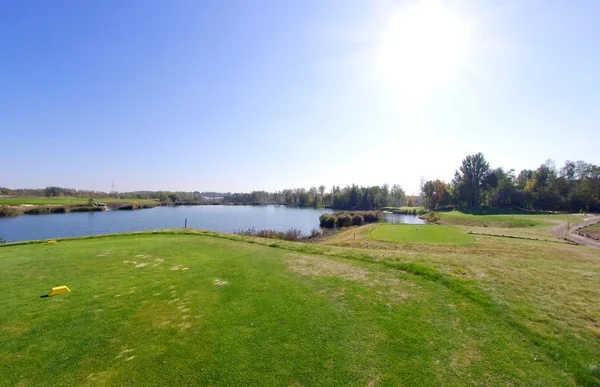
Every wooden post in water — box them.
[184,218,187,228]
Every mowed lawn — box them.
[434,210,583,228]
[0,232,587,386]
[370,224,475,245]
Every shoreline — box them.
[0,201,330,218]
[0,201,161,217]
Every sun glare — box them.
[375,1,472,103]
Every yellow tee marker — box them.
[47,240,57,245]
[48,286,70,296]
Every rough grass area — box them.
[578,222,600,240]
[370,224,475,245]
[2,231,598,385]
[434,210,583,228]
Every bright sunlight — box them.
[375,0,472,102]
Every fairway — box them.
[370,224,475,245]
[434,210,584,228]
[1,231,595,385]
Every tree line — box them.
[421,153,600,212]
[222,184,409,209]
[0,184,412,209]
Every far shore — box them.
[0,199,328,218]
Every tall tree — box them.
[421,180,448,210]
[452,153,492,207]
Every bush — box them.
[351,214,364,226]
[319,214,336,228]
[336,214,353,227]
[309,228,323,239]
[0,206,21,217]
[426,212,440,223]
[23,206,67,215]
[361,211,383,223]
[319,211,383,228]
[233,228,305,241]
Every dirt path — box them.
[553,215,600,249]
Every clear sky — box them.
[1,0,598,194]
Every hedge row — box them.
[319,211,383,228]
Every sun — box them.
[374,0,472,103]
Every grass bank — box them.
[0,198,160,217]
[0,197,158,206]
[578,222,600,240]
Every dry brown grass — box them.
[287,254,370,281]
[315,220,600,359]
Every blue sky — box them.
[1,0,598,194]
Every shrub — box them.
[361,211,383,223]
[23,206,67,215]
[0,206,21,217]
[233,228,305,241]
[426,212,440,223]
[319,211,383,228]
[309,228,323,239]
[351,214,364,226]
[336,214,353,227]
[319,214,336,228]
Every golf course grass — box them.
[1,223,599,385]
[370,224,475,245]
[433,210,582,228]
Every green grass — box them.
[2,231,596,385]
[370,224,475,245]
[434,210,583,228]
[0,197,156,206]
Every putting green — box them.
[370,224,475,245]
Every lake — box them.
[0,205,425,242]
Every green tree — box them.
[390,184,406,207]
[421,180,448,210]
[452,153,492,208]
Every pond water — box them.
[0,205,425,242]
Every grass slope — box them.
[579,222,600,240]
[1,232,593,385]
[370,224,475,245]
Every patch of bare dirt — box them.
[554,216,600,249]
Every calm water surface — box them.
[0,205,425,242]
